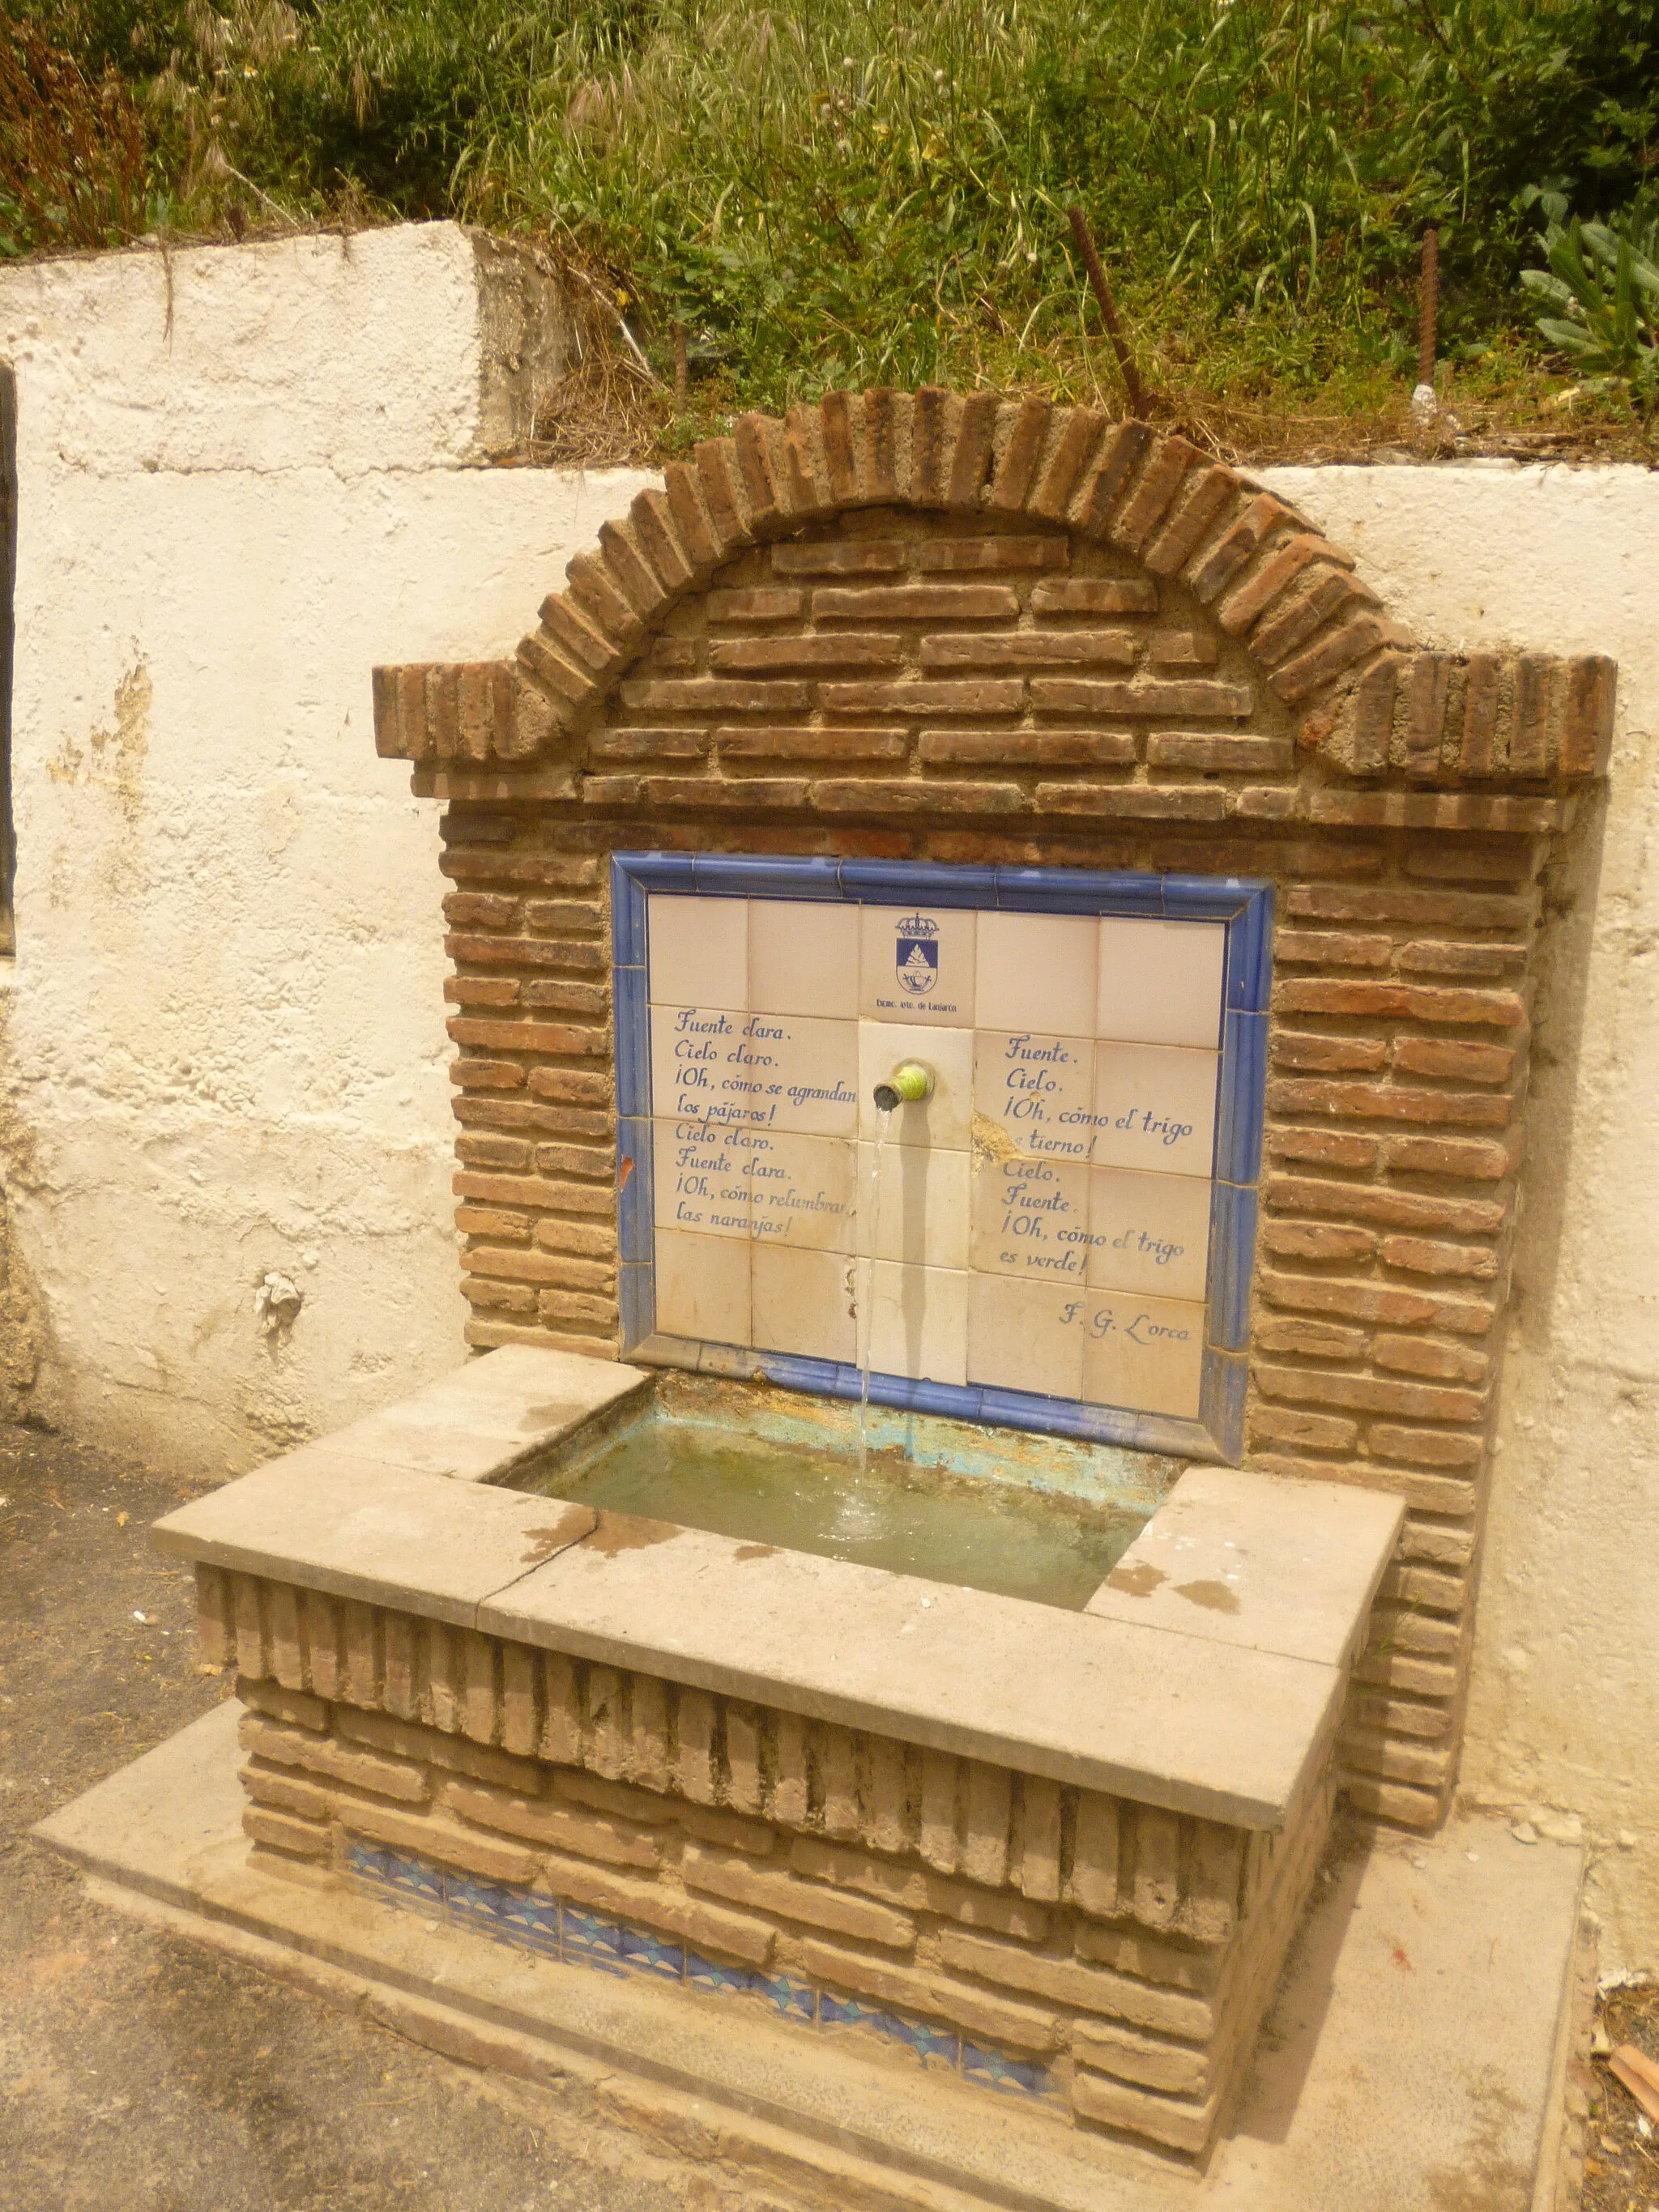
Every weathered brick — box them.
[938,1929,1213,2040]
[1260,1271,1492,1334]
[1255,1316,1366,1361]
[708,586,803,622]
[1247,1452,1474,1515]
[1147,632,1219,666]
[446,977,520,1008]
[1249,1404,1359,1452]
[1372,1334,1488,1383]
[772,540,902,576]
[1267,1173,1508,1236]
[1260,1221,1376,1262]
[1070,1792,1120,1920]
[681,1841,914,1948]
[821,680,1022,717]
[1255,1364,1486,1421]
[815,584,1018,622]
[642,775,811,811]
[1268,1080,1511,1130]
[1393,1036,1517,1084]
[462,1277,538,1314]
[1387,1135,1517,1183]
[445,1779,661,1867]
[237,1675,329,1733]
[242,1762,333,1822]
[1380,1235,1499,1281]
[1368,1424,1485,1468]
[1288,884,1534,931]
[245,1806,332,1859]
[1110,435,1198,553]
[339,1797,537,1883]
[1031,578,1158,616]
[795,1938,1060,2052]
[919,730,1136,766]
[709,634,902,673]
[921,631,1137,670]
[1034,786,1227,821]
[1143,466,1239,578]
[1073,2018,1209,2097]
[1267,1129,1379,1170]
[1272,1031,1388,1073]
[1030,678,1251,718]
[1184,492,1294,603]
[1345,1776,1441,1829]
[1274,931,1392,969]
[1273,980,1525,1029]
[1068,420,1153,537]
[717,724,906,761]
[448,1021,607,1059]
[240,1715,429,1804]
[915,535,1067,572]
[1144,733,1290,772]
[541,1845,777,1966]
[812,778,1026,816]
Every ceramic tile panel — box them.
[1097,919,1226,1048]
[859,904,977,1025]
[648,893,748,1011]
[965,1273,1087,1400]
[655,1230,751,1343]
[857,1022,974,1149]
[1086,1167,1213,1302]
[860,1140,971,1268]
[862,1261,970,1385]
[752,1245,858,1362]
[748,1132,858,1250]
[968,1156,1092,1285]
[652,1119,753,1239]
[974,910,1098,1038]
[1078,1289,1207,1418]
[1089,1044,1220,1178]
[972,1030,1096,1163]
[749,898,862,1021]
[655,1004,859,1136]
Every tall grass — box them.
[5,0,1657,432]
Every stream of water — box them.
[855,1104,892,1474]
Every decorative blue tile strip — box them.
[1199,1351,1250,1460]
[609,854,652,965]
[610,852,1269,1464]
[616,1116,654,1264]
[347,1845,1061,2104]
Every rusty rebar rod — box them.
[1417,226,1439,401]
[1067,204,1147,418]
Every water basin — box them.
[532,1375,1160,1611]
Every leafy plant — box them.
[1522,192,1659,414]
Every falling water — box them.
[856,1103,893,1473]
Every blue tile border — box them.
[609,855,1270,1464]
[345,1842,1056,2102]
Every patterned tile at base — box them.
[561,1907,627,1972]
[684,1950,754,1997]
[347,1839,442,1907]
[961,2043,1059,2098]
[618,1924,685,1980]
[449,1880,560,1957]
[880,2013,962,2069]
[746,1970,817,2020]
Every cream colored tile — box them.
[969,1155,1091,1286]
[975,910,1098,1037]
[966,1274,1086,1400]
[857,1022,974,1147]
[655,1230,751,1345]
[751,1245,858,1363]
[859,904,976,1025]
[748,1132,857,1251]
[648,894,748,1010]
[1089,1043,1219,1178]
[1080,1289,1205,1419]
[652,1119,752,1239]
[859,1141,970,1268]
[1096,918,1226,1048]
[650,1003,748,1123]
[972,1029,1095,1164]
[1087,1167,1213,1302]
[748,899,861,1021]
[861,1261,969,1385]
[747,1013,860,1135]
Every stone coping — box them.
[152,1349,1404,1832]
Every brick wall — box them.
[203,1562,1333,2157]
[369,392,1615,1835]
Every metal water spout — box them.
[872,1060,935,1112]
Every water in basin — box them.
[535,1379,1154,1612]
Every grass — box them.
[3,0,1657,460]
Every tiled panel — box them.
[1097,918,1227,1048]
[863,1261,970,1385]
[1089,1044,1220,1178]
[1079,1289,1207,1419]
[860,1140,971,1268]
[749,897,861,1020]
[965,1273,1087,1400]
[974,910,1098,1038]
[752,1244,858,1362]
[1086,1167,1213,1302]
[968,1156,1091,1285]
[857,1021,974,1149]
[655,1230,750,1343]
[748,1132,858,1250]
[655,1006,859,1136]
[653,1119,752,1238]
[859,903,977,1025]
[972,1030,1095,1163]
[648,893,748,1010]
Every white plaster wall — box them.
[0,225,651,1473]
[1265,462,1659,1973]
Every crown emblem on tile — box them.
[894,914,940,995]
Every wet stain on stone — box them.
[518,1401,571,1432]
[1107,1562,1166,1597]
[583,1511,683,1558]
[733,1543,779,1562]
[517,1508,595,1564]
[1174,1578,1241,1613]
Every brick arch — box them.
[373,389,1614,799]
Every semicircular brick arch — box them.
[373,389,1614,807]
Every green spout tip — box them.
[889,1059,934,1104]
